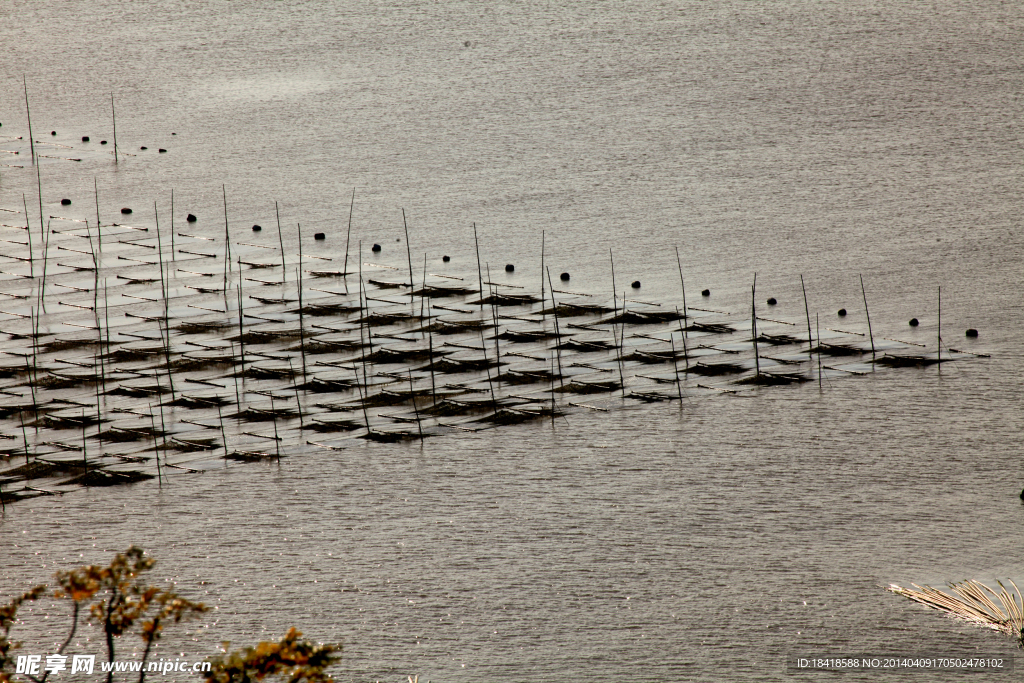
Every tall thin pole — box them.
[816,314,822,388]
[545,268,566,388]
[169,189,175,258]
[343,188,354,281]
[402,209,415,315]
[800,275,813,351]
[540,230,546,316]
[472,223,484,309]
[275,201,286,283]
[675,246,688,330]
[23,194,33,280]
[609,248,618,315]
[937,286,942,368]
[859,274,876,359]
[752,274,760,378]
[222,185,232,293]
[94,177,102,258]
[110,94,118,164]
[155,203,175,401]
[670,334,683,402]
[149,404,162,486]
[23,77,36,165]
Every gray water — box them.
[2,1,1023,680]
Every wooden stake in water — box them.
[428,330,438,407]
[23,76,36,165]
[402,209,415,315]
[486,264,501,388]
[296,265,307,379]
[937,285,942,369]
[609,248,618,315]
[81,409,88,478]
[540,230,546,317]
[408,369,424,440]
[275,201,286,283]
[544,267,566,388]
[675,246,688,330]
[343,188,355,284]
[94,177,102,257]
[169,188,175,258]
[472,223,484,309]
[288,358,303,429]
[670,334,683,403]
[217,403,229,462]
[675,305,689,370]
[859,274,876,359]
[23,193,34,280]
[148,403,163,486]
[155,202,175,401]
[752,274,760,378]
[222,185,232,293]
[800,275,813,355]
[816,313,822,389]
[110,93,119,164]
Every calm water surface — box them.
[1,1,1022,680]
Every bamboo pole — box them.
[752,274,760,378]
[169,188,175,261]
[937,285,942,369]
[800,274,813,356]
[23,194,33,280]
[23,77,36,165]
[816,313,822,389]
[155,202,175,401]
[94,177,102,259]
[486,264,501,388]
[609,248,618,315]
[402,209,415,316]
[675,306,689,370]
[545,267,565,388]
[343,188,354,287]
[288,358,303,429]
[670,334,683,402]
[110,94,119,164]
[540,230,545,317]
[296,265,307,380]
[222,185,232,294]
[408,369,423,440]
[675,246,688,331]
[217,404,228,462]
[473,223,484,310]
[860,274,876,359]
[275,201,286,283]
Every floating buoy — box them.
[442,255,450,262]
[371,243,381,252]
[966,328,979,338]
[140,146,147,150]
[186,214,197,223]
[81,136,89,142]
[838,308,847,316]
[121,207,132,214]
[172,132,177,135]
[560,272,570,281]
[505,264,514,272]
[314,232,325,240]
[158,148,166,153]
[60,199,71,206]
[701,289,710,297]
[631,280,641,289]
[251,224,262,232]
[51,131,56,135]
[909,318,919,327]
[100,140,107,145]
[766,297,777,305]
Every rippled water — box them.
[2,1,1023,680]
